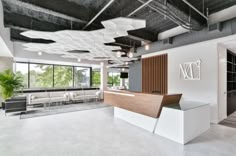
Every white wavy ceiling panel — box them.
[21,17,146,64]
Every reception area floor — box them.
[0,107,235,156]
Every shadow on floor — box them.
[219,111,236,128]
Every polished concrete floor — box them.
[0,107,236,156]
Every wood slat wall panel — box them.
[142,54,168,94]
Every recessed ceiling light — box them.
[125,62,129,65]
[38,51,42,56]
[77,58,81,62]
[145,44,150,50]
[122,68,125,71]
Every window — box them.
[92,71,100,87]
[15,63,28,88]
[30,64,53,88]
[54,65,73,88]
[107,72,120,87]
[74,67,90,88]
[112,72,120,86]
[15,62,92,89]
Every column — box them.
[100,61,108,99]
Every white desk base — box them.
[114,107,157,132]
[155,105,210,144]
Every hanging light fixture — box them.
[38,51,42,56]
[116,51,122,57]
[145,44,150,50]
[127,51,133,58]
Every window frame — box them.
[15,62,92,89]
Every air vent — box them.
[163,38,172,45]
[208,23,221,32]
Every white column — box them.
[120,78,125,87]
[0,57,13,106]
[100,61,108,99]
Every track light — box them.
[38,51,42,56]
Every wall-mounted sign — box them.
[179,59,201,80]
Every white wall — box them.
[142,34,236,123]
[0,0,13,57]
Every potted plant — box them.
[0,69,23,109]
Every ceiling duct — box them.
[208,23,221,32]
[163,38,172,45]
[137,0,202,31]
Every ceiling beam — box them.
[128,0,153,17]
[83,0,115,30]
[182,0,208,20]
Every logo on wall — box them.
[179,59,201,80]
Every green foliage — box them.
[0,69,23,100]
[92,71,100,87]
[107,72,120,86]
[54,66,73,88]
[113,75,120,86]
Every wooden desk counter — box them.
[104,90,182,118]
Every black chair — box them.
[5,97,27,116]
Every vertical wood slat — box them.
[142,54,168,94]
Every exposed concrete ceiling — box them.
[1,0,236,64]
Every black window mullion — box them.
[73,66,75,88]
[90,67,92,87]
[28,62,30,88]
[53,65,55,88]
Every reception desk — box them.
[155,101,210,144]
[104,90,182,132]
[104,90,182,118]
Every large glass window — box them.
[107,72,120,87]
[92,71,100,87]
[54,65,73,88]
[74,67,90,88]
[15,62,93,89]
[30,64,53,88]
[15,63,28,88]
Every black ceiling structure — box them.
[2,0,236,52]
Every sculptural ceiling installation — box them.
[21,17,146,65]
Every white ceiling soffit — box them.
[220,39,236,53]
[158,26,189,40]
[208,5,236,25]
[21,17,145,64]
